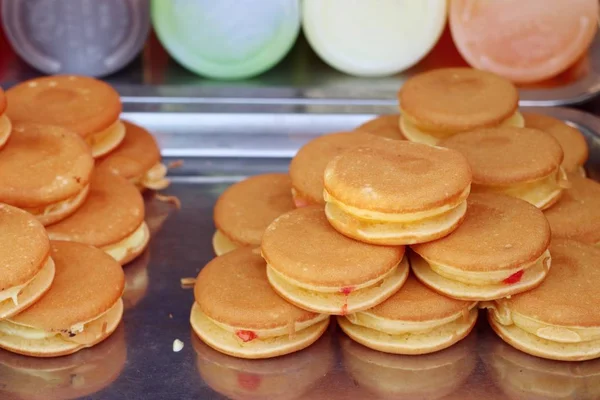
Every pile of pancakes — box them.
[192,67,600,363]
[0,76,169,358]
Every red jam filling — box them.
[293,197,310,208]
[235,330,258,342]
[341,304,349,316]
[340,286,354,295]
[503,270,524,285]
[238,373,261,391]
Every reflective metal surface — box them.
[0,104,596,399]
[1,27,600,105]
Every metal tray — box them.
[1,105,599,400]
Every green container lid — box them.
[151,0,300,80]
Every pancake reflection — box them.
[123,248,150,310]
[483,335,600,400]
[192,330,334,400]
[0,324,126,400]
[144,192,176,236]
[340,333,477,400]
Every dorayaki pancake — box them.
[523,112,589,176]
[212,173,295,256]
[97,120,169,191]
[544,173,600,245]
[486,239,600,361]
[0,87,10,150]
[355,114,405,140]
[412,193,551,301]
[399,68,522,145]
[483,335,600,400]
[0,241,124,358]
[192,331,333,400]
[0,324,126,400]
[440,126,566,209]
[122,249,150,310]
[323,141,472,245]
[261,206,408,315]
[0,204,55,319]
[46,169,149,265]
[289,132,382,206]
[338,275,477,355]
[340,333,477,399]
[0,122,94,226]
[6,75,124,158]
[191,248,329,359]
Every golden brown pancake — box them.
[399,68,522,144]
[0,203,55,319]
[523,112,588,175]
[192,330,333,400]
[340,333,477,399]
[323,140,472,245]
[486,239,600,361]
[338,274,477,355]
[289,132,382,206]
[441,126,566,209]
[191,247,329,359]
[46,169,149,265]
[0,324,126,400]
[0,241,124,358]
[97,120,169,191]
[0,122,93,225]
[412,193,551,301]
[483,335,600,400]
[212,173,295,256]
[355,114,405,140]
[0,87,10,150]
[544,173,600,245]
[262,206,408,315]
[6,75,124,158]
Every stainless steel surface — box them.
[1,30,600,105]
[1,0,150,77]
[0,105,599,399]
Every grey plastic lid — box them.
[1,0,150,77]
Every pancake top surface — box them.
[399,68,519,133]
[544,173,600,244]
[356,114,405,140]
[0,122,93,208]
[324,140,472,212]
[213,173,295,246]
[5,75,121,137]
[0,204,50,289]
[11,240,124,330]
[368,274,474,322]
[505,239,600,327]
[261,206,404,286]
[413,193,551,271]
[523,112,588,172]
[440,126,563,185]
[289,132,383,204]
[97,121,161,179]
[194,247,319,330]
[46,170,144,247]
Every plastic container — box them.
[1,0,150,77]
[151,0,301,80]
[302,0,447,77]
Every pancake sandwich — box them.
[0,87,10,149]
[261,206,408,315]
[323,140,472,245]
[355,114,405,140]
[399,68,523,145]
[412,193,551,301]
[190,247,329,359]
[0,241,124,357]
[212,173,295,256]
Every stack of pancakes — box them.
[0,76,171,358]
[193,67,600,366]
